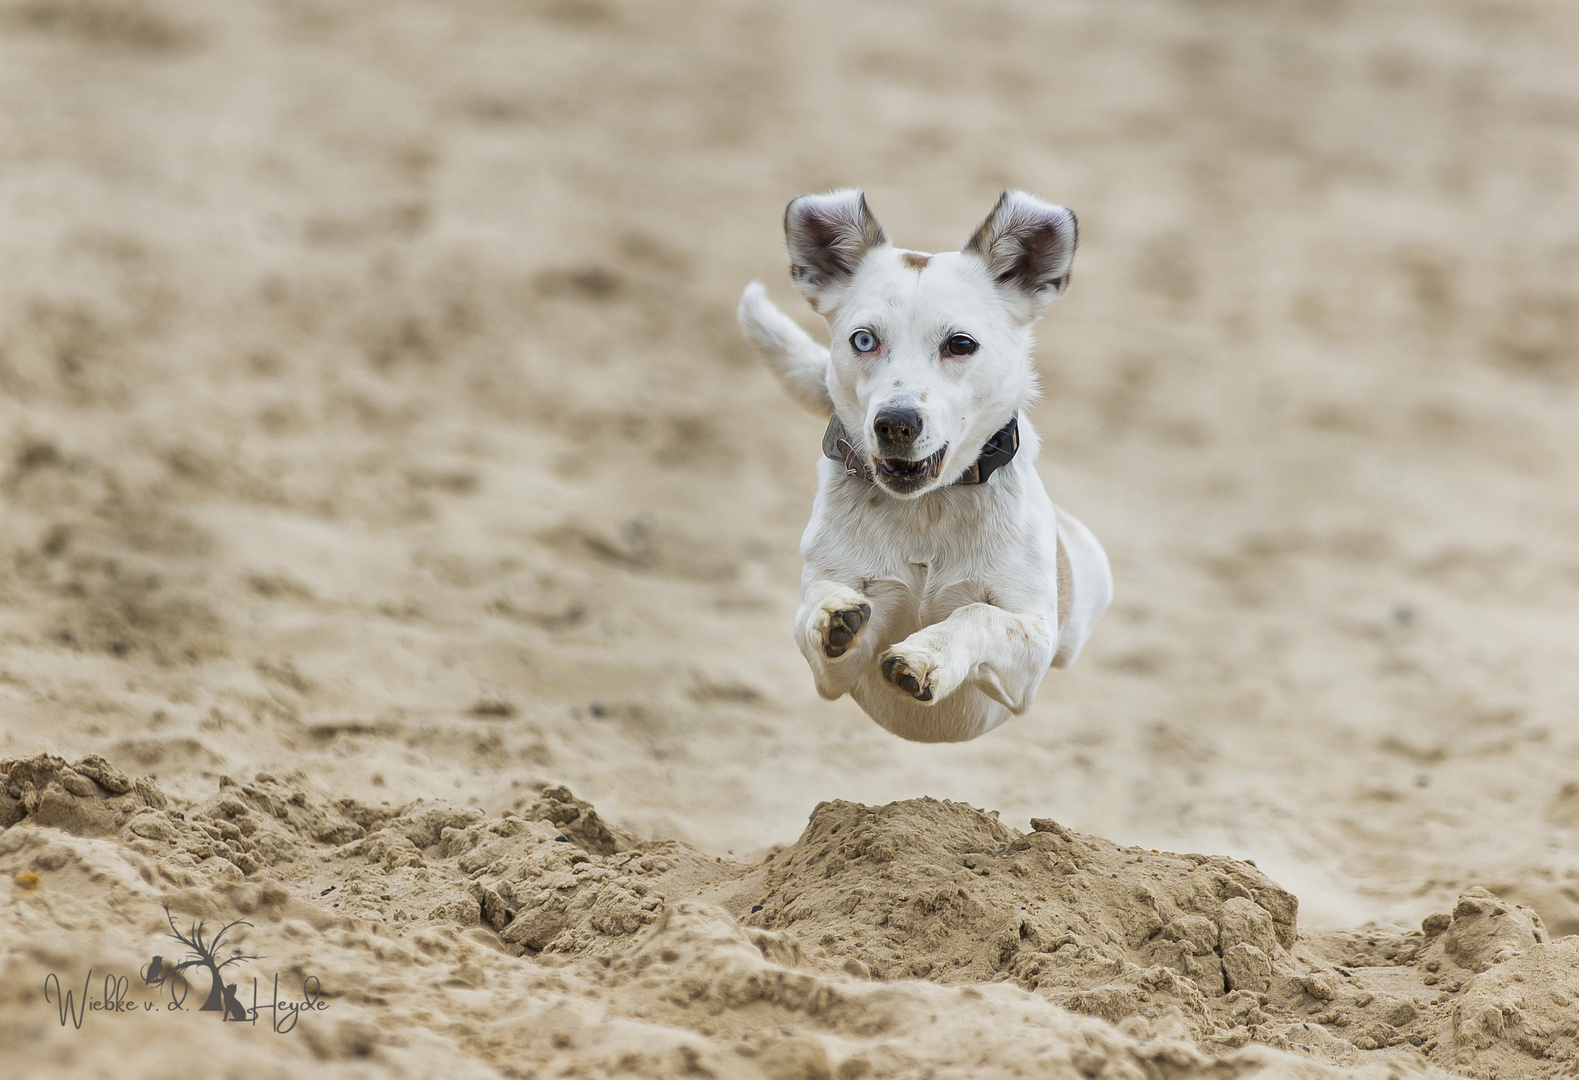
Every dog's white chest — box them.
[879,560,972,637]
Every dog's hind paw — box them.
[820,601,871,658]
[880,652,935,703]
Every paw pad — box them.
[881,655,933,702]
[823,603,871,658]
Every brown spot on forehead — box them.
[900,251,932,271]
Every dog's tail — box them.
[738,282,834,417]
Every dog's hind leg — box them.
[879,604,1056,714]
[738,282,834,416]
[1050,506,1114,668]
[795,579,877,700]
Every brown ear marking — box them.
[900,251,932,271]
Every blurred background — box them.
[1,0,1577,933]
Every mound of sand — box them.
[5,754,1575,1078]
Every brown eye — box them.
[945,333,979,357]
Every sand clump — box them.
[5,754,1576,1078]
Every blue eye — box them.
[850,329,878,354]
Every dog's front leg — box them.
[795,578,877,700]
[880,604,1055,713]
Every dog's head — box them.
[784,189,1076,498]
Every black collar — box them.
[821,413,1020,487]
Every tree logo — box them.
[141,903,260,1021]
[42,902,328,1032]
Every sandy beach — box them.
[3,0,1579,1076]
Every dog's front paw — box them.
[880,650,937,703]
[819,599,871,658]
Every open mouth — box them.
[874,445,947,493]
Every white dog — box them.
[737,189,1113,743]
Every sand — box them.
[1,0,1578,1076]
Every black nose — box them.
[873,407,923,453]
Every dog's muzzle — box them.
[822,413,1021,492]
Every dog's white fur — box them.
[738,189,1113,743]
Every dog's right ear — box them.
[784,189,888,309]
[963,190,1077,320]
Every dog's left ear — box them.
[963,191,1078,318]
[784,189,889,309]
